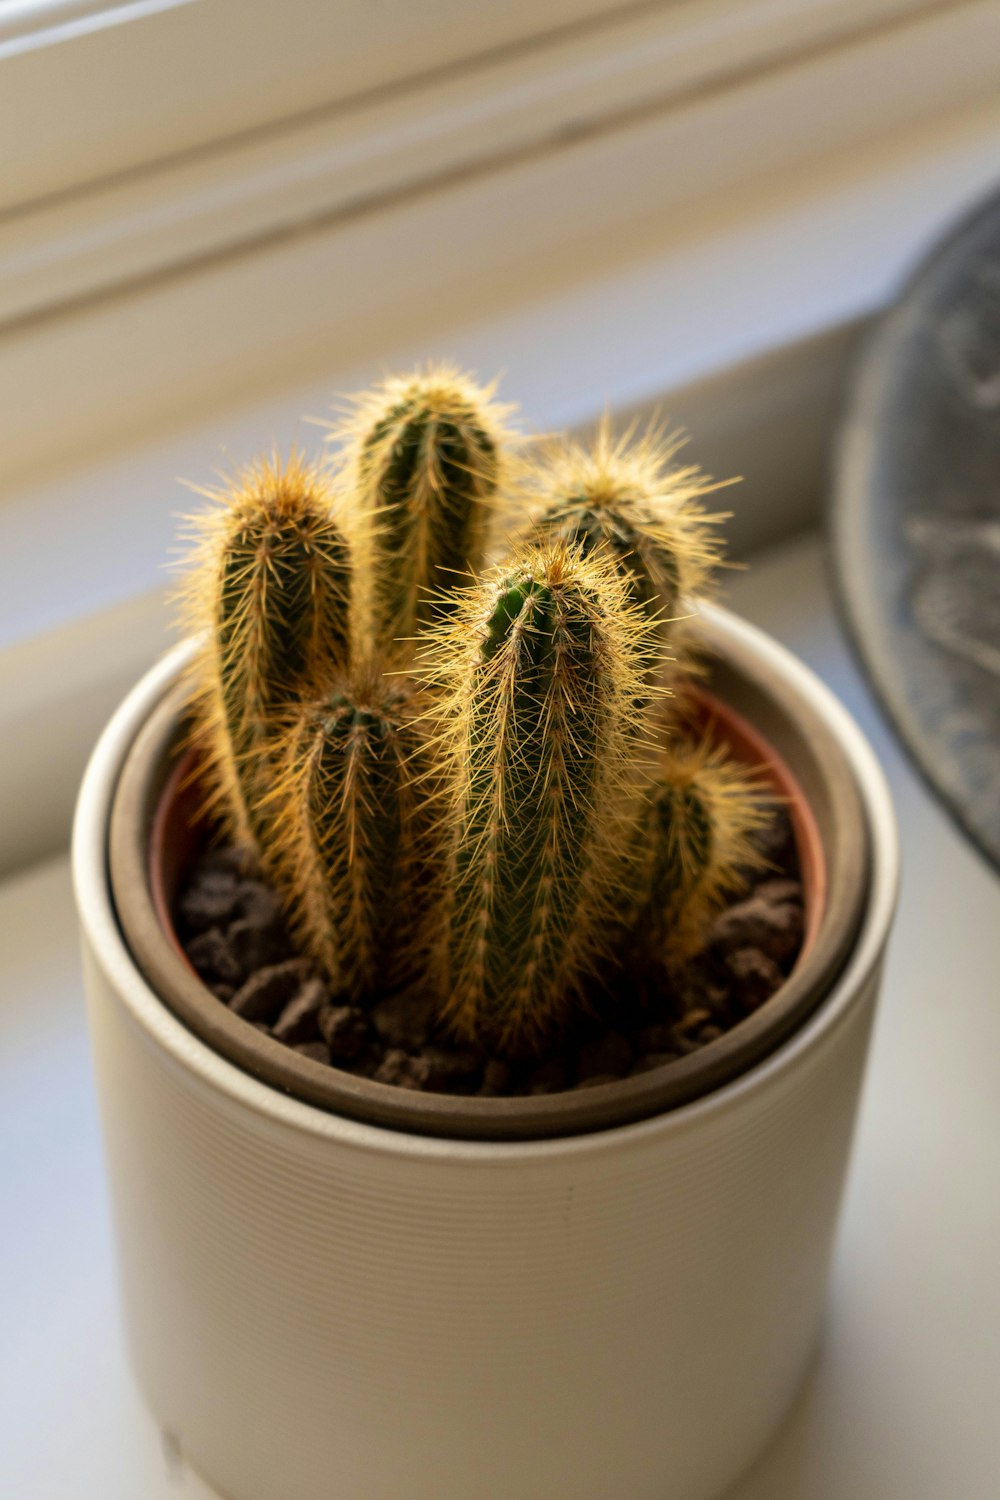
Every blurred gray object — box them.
[833,188,1000,874]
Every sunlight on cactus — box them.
[422,539,662,1054]
[267,668,436,997]
[328,365,515,655]
[178,452,352,850]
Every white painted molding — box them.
[0,0,955,211]
[0,0,676,210]
[0,0,954,312]
[0,1,197,61]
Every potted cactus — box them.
[74,369,898,1500]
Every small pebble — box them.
[371,991,437,1051]
[272,977,329,1045]
[725,947,783,1012]
[318,1004,370,1061]
[673,1007,713,1040]
[675,970,731,1013]
[229,960,312,1024]
[227,915,290,975]
[709,896,802,968]
[755,878,803,907]
[186,928,242,988]
[374,1049,432,1090]
[178,872,241,932]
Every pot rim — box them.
[74,603,899,1162]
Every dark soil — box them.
[175,808,804,1098]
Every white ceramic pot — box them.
[73,605,898,1500]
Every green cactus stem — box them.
[270,669,434,997]
[425,539,661,1054]
[641,736,770,964]
[329,366,514,655]
[179,452,351,850]
[518,416,730,675]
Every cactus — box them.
[269,669,435,996]
[640,736,770,964]
[329,366,513,655]
[517,416,729,673]
[179,452,351,849]
[423,540,661,1054]
[176,371,776,1072]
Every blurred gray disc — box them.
[833,189,1000,873]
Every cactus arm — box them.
[328,367,515,654]
[517,416,731,670]
[426,541,660,1054]
[360,398,495,642]
[643,737,771,964]
[269,671,432,997]
[177,452,352,850]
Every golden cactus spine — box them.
[330,367,513,655]
[270,670,434,997]
[517,416,729,673]
[426,541,660,1054]
[642,737,770,963]
[179,453,351,849]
